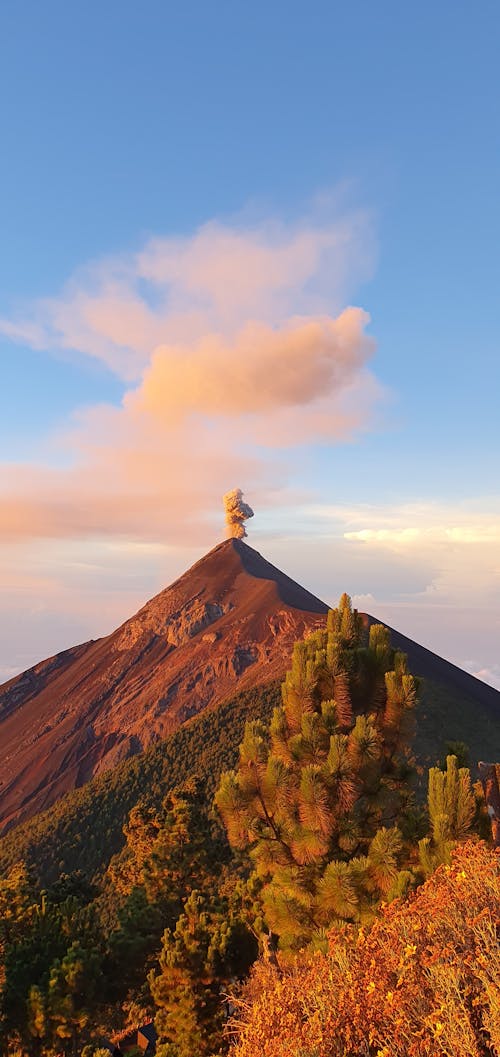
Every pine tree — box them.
[108,782,212,913]
[107,781,216,993]
[418,754,476,876]
[150,889,253,1057]
[0,861,34,950]
[1,890,70,1054]
[27,985,47,1050]
[216,596,419,947]
[47,942,102,1057]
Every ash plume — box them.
[223,488,254,539]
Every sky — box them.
[0,0,499,689]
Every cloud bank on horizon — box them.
[0,204,381,544]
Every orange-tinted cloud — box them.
[132,308,374,421]
[0,205,375,379]
[0,206,382,544]
[1,352,379,544]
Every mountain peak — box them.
[0,541,327,831]
[162,536,328,615]
[1,540,499,834]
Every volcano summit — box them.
[1,538,499,834]
[0,539,328,830]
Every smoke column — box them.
[223,488,254,539]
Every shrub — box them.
[231,840,500,1057]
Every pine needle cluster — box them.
[418,754,476,876]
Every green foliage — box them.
[216,597,420,947]
[104,782,223,999]
[4,776,251,1052]
[47,942,103,1052]
[0,683,280,1054]
[418,754,476,876]
[1,883,66,1047]
[0,683,282,886]
[0,861,34,947]
[150,888,256,1057]
[109,783,213,906]
[27,984,48,1047]
[0,878,105,1055]
[440,739,469,769]
[0,619,496,1053]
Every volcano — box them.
[1,538,499,833]
[0,539,328,830]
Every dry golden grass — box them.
[230,841,500,1057]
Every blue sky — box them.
[1,1,499,687]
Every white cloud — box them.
[344,524,500,545]
[345,528,421,543]
[295,498,500,616]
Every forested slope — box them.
[0,683,282,884]
[1,661,499,886]
[0,598,498,1057]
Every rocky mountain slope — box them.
[0,539,327,830]
[1,537,499,834]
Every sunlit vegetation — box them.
[216,595,421,947]
[0,596,495,1056]
[230,841,500,1057]
[0,683,282,885]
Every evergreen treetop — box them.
[216,594,420,947]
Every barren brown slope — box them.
[0,539,328,831]
[2,539,500,834]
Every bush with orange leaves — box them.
[230,841,500,1057]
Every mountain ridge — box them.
[0,539,329,830]
[0,538,499,835]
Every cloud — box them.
[344,524,500,545]
[0,205,375,381]
[345,528,421,543]
[340,502,500,605]
[132,308,375,423]
[0,418,264,544]
[1,201,499,689]
[271,500,500,697]
[324,498,500,610]
[0,535,202,681]
[0,204,381,544]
